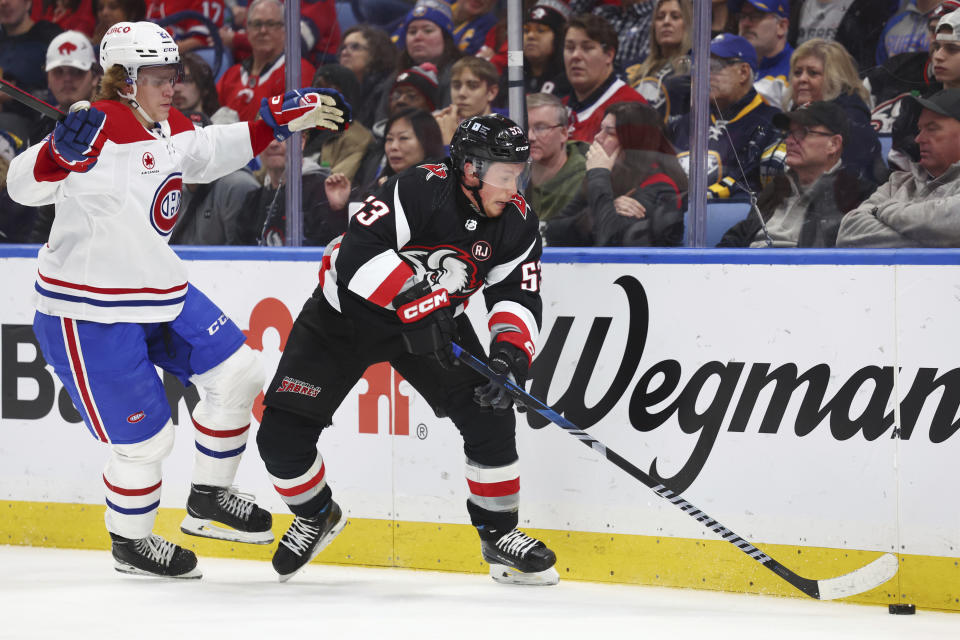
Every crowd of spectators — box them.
[4,0,960,249]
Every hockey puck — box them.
[888,604,916,615]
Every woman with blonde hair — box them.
[626,0,692,120]
[768,38,886,188]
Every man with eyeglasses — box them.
[719,101,873,247]
[838,89,960,248]
[216,0,316,122]
[731,0,793,107]
[526,92,586,222]
[671,33,781,199]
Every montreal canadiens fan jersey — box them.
[7,100,265,324]
[320,160,543,361]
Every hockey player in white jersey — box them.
[6,21,351,579]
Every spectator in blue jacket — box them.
[671,33,781,199]
[877,0,942,65]
[730,0,792,106]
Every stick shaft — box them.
[0,78,66,122]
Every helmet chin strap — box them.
[462,164,489,217]
[123,78,157,126]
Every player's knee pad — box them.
[108,420,175,467]
[256,406,325,470]
[190,344,264,428]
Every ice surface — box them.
[0,546,955,639]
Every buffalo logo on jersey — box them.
[401,245,484,299]
[418,162,448,180]
[150,172,183,236]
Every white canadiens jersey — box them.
[8,101,259,323]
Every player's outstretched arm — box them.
[259,88,352,142]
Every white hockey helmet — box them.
[99,21,180,82]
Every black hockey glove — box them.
[392,280,459,370]
[474,341,528,414]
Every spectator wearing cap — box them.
[304,63,375,181]
[29,30,100,144]
[389,62,441,116]
[22,30,100,243]
[787,0,896,71]
[526,92,586,222]
[837,89,960,247]
[479,0,572,99]
[760,38,886,189]
[627,0,692,122]
[215,0,316,122]
[671,33,781,199]
[383,0,461,122]
[32,0,95,37]
[871,5,960,173]
[719,101,874,247]
[434,57,501,145]
[876,0,942,66]
[451,0,498,55]
[731,0,792,107]
[338,25,399,128]
[562,13,647,144]
[0,0,62,138]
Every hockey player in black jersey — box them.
[256,114,558,585]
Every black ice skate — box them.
[180,484,274,544]
[481,528,559,585]
[271,501,347,582]
[111,532,202,579]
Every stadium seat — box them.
[879,135,892,167]
[684,200,752,247]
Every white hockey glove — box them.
[259,88,352,141]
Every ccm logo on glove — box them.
[397,289,450,323]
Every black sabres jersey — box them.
[318,159,543,360]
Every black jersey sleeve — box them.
[481,193,544,364]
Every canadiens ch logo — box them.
[142,152,155,170]
[472,241,492,261]
[150,172,183,236]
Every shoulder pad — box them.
[417,162,450,181]
[508,193,529,220]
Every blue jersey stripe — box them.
[36,283,188,307]
[105,498,161,515]
[195,441,247,459]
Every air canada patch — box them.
[150,172,183,236]
[419,163,448,180]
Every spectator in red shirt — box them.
[215,0,316,122]
[562,13,646,144]
[32,0,95,37]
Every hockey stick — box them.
[0,78,66,122]
[451,342,898,601]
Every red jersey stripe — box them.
[102,475,162,496]
[192,418,250,438]
[274,463,327,497]
[367,262,414,307]
[467,477,520,498]
[63,319,109,442]
[39,271,188,295]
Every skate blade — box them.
[277,510,348,583]
[114,561,202,580]
[488,564,559,586]
[180,515,275,545]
